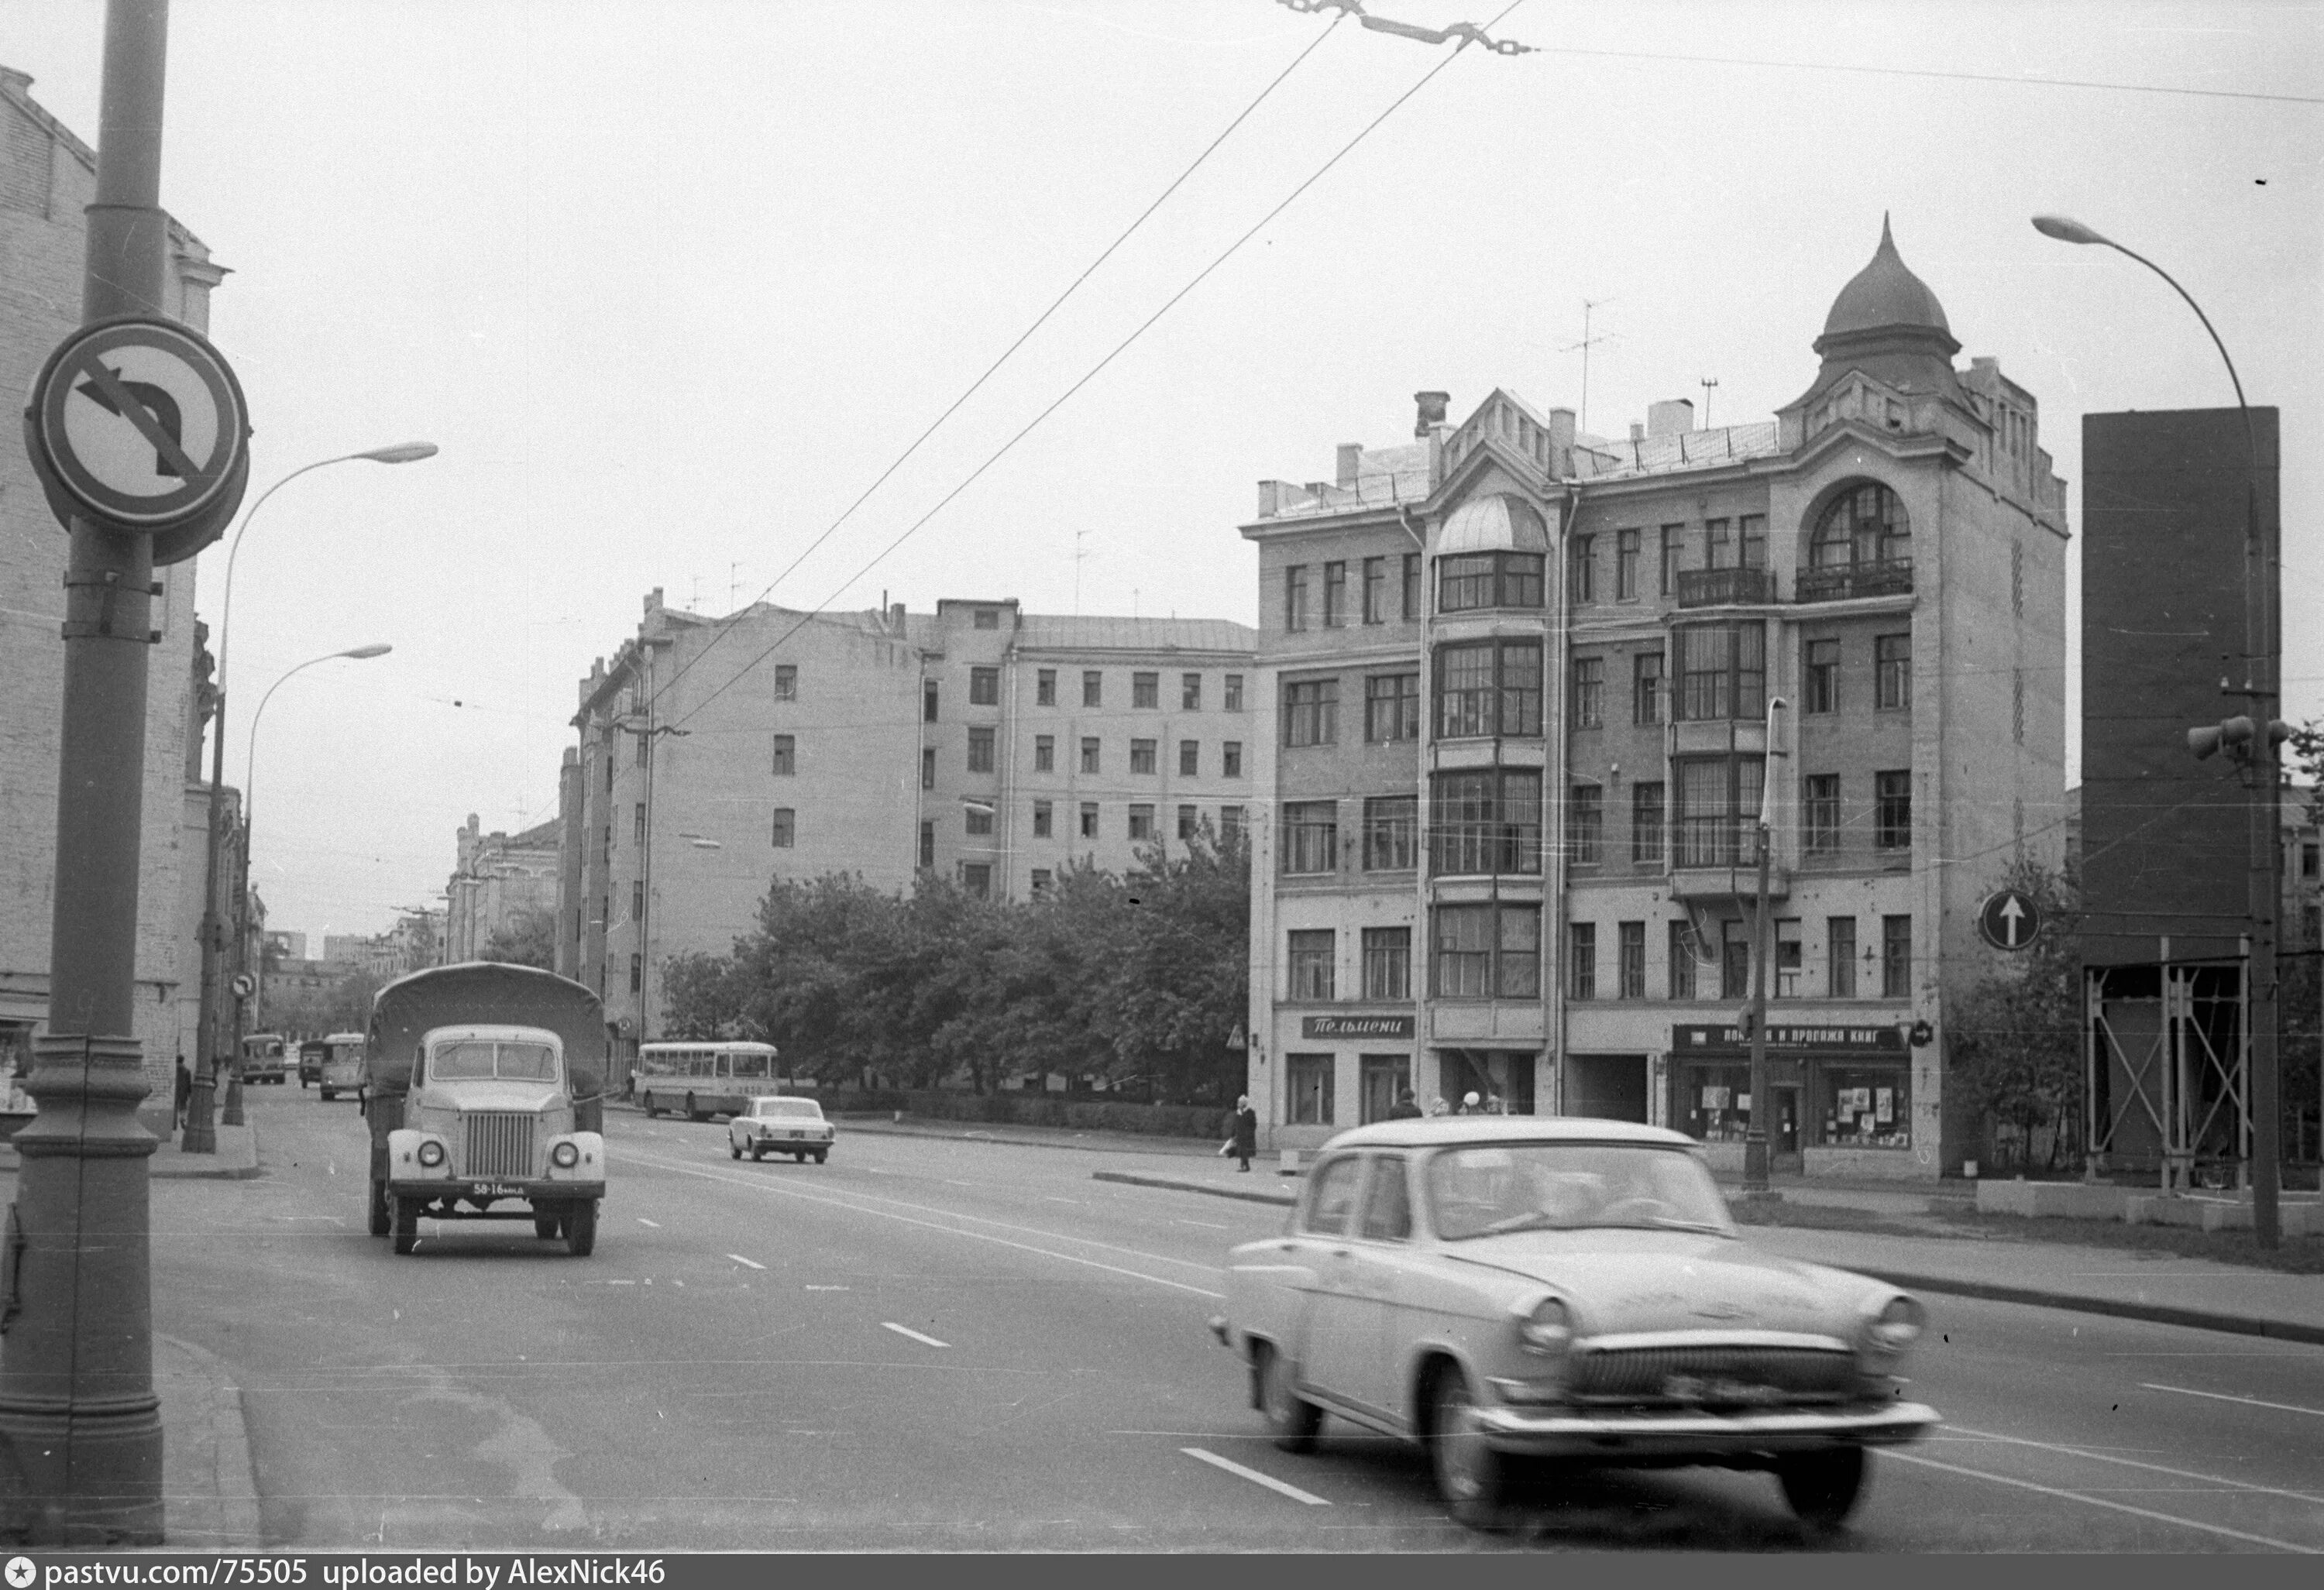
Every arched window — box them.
[1810,482,1910,569]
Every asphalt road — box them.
[149,1087,2324,1551]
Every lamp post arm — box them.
[215,454,363,701]
[2095,239,2257,475]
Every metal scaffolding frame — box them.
[2086,955,2251,1191]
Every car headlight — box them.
[552,1141,580,1169]
[1855,1294,1924,1373]
[1515,1296,1575,1358]
[416,1139,445,1169]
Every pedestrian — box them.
[1231,1094,1259,1173]
[1461,1090,1481,1115]
[1486,1091,1505,1116]
[172,1054,191,1129]
[1428,1096,1448,1117]
[1388,1087,1423,1120]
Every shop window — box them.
[1822,1067,1910,1149]
[1289,1056,1336,1127]
[1680,1063,1752,1142]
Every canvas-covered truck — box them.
[364,962,608,1256]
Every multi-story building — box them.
[1241,222,2068,1179]
[559,589,1256,1073]
[443,813,560,963]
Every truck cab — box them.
[382,1022,607,1255]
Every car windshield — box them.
[753,1098,821,1119]
[1425,1142,1733,1239]
[430,1040,559,1082]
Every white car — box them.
[728,1095,834,1163]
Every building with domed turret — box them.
[1239,220,2068,1180]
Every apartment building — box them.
[1242,221,2069,1179]
[443,813,560,963]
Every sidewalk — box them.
[0,1121,259,1180]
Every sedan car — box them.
[728,1095,835,1163]
[1208,1117,1936,1530]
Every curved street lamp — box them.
[187,445,435,1151]
[2031,215,2281,1248]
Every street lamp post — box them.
[1741,696,1789,1196]
[2032,215,2281,1248]
[186,444,434,1149]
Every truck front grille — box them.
[464,1114,536,1179]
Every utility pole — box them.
[1700,376,1719,429]
[1742,696,1788,1195]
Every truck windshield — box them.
[431,1041,559,1081]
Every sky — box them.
[2,0,2318,944]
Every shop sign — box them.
[1301,1014,1415,1040]
[1671,1023,1903,1055]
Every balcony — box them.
[1796,558,1913,603]
[1676,567,1776,608]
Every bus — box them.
[319,1031,366,1101]
[634,1042,785,1121]
[240,1032,288,1084]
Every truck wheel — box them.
[534,1212,562,1240]
[368,1178,390,1237]
[565,1200,598,1257]
[392,1196,421,1255]
[750,1145,764,1161]
[729,1140,741,1159]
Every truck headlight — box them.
[1855,1294,1924,1373]
[552,1141,580,1169]
[417,1139,445,1169]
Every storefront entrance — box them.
[1772,1084,1803,1170]
[1436,1049,1536,1114]
[1359,1054,1411,1124]
[1667,1022,1916,1176]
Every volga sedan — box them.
[1208,1118,1937,1529]
[727,1095,834,1163]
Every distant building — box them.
[264,930,308,963]
[444,813,559,963]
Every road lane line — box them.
[613,1149,1226,1299]
[883,1322,950,1349]
[1885,1451,2318,1552]
[727,1254,766,1270]
[2141,1382,2324,1419]
[1181,1447,1330,1506]
[637,1217,661,1228]
[1175,1218,1229,1230]
[1944,1423,2324,1506]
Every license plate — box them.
[473,1183,523,1198]
[786,1129,803,1138]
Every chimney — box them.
[1647,399,1696,438]
[1336,443,1363,489]
[1257,479,1292,519]
[889,603,906,633]
[1413,390,1451,438]
[645,587,664,616]
[1546,407,1576,474]
[1628,422,1645,444]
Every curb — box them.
[819,1118,1226,1161]
[1095,1169,2324,1344]
[157,1333,262,1549]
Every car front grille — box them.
[463,1113,536,1179]
[1572,1343,1857,1406]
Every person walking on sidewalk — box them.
[1231,1095,1258,1172]
[173,1053,192,1130]
[1388,1088,1423,1120]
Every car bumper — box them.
[1474,1399,1939,1459]
[743,1135,832,1148]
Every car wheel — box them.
[1777,1447,1867,1530]
[750,1145,764,1161]
[730,1139,742,1159]
[320,1088,334,1101]
[368,1178,390,1238]
[565,1200,599,1257]
[1253,1341,1322,1454]
[391,1197,421,1255]
[534,1213,562,1240]
[812,1151,827,1165]
[1425,1365,1505,1523]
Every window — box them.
[1882,915,1913,998]
[1031,868,1054,897]
[1569,535,1597,603]
[1704,517,1732,569]
[922,747,936,789]
[1179,740,1199,776]
[1569,922,1597,1000]
[1284,678,1339,747]
[1222,741,1243,778]
[1282,801,1339,874]
[1632,782,1666,865]
[1669,920,1700,999]
[1224,674,1244,712]
[1363,927,1411,1000]
[923,679,939,723]
[634,802,647,845]
[1036,668,1056,706]
[1081,737,1102,774]
[1776,919,1803,998]
[1033,799,1054,838]
[1288,930,1336,1000]
[919,820,934,868]
[1083,671,1103,708]
[1079,802,1099,839]
[962,863,991,898]
[1365,673,1420,743]
[2305,842,2320,881]
[1875,771,1912,850]
[1823,1066,1910,1149]
[772,734,796,776]
[1182,672,1202,710]
[1572,657,1605,728]
[1130,739,1157,774]
[1435,639,1542,738]
[970,666,999,706]
[1804,639,1840,714]
[1128,804,1154,841]
[2014,668,2024,744]
[1673,623,1765,721]
[1567,785,1604,867]
[771,808,795,848]
[1359,1156,1413,1238]
[1875,634,1911,709]
[1810,481,1910,568]
[1363,795,1416,871]
[1429,769,1542,876]
[1675,755,1765,867]
[1721,919,1751,1000]
[774,665,797,701]
[1612,527,1642,600]
[1284,565,1311,631]
[1439,551,1545,613]
[1177,804,1198,841]
[1363,557,1387,623]
[632,881,645,924]
[1804,774,1841,855]
[1431,904,1539,998]
[1033,734,1054,773]
[1633,651,1665,726]
[968,726,995,773]
[1401,552,1421,620]
[1828,917,1857,998]
[1740,513,1767,570]
[964,805,993,836]
[1221,805,1243,843]
[1322,561,1347,627]
[1659,524,1684,596]
[1618,921,1646,999]
[1133,671,1159,709]
[974,608,999,630]
[1288,1056,1336,1127]
[631,953,642,994]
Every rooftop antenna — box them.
[1700,376,1719,429]
[688,575,701,613]
[1074,527,1089,616]
[730,561,742,612]
[1560,297,1618,435]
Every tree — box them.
[1099,823,1250,1101]
[483,906,555,970]
[1948,860,2083,1172]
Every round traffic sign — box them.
[25,315,249,531]
[1977,888,2042,951]
[230,973,256,1001]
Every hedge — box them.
[819,1088,1232,1141]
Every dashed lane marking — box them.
[882,1322,949,1349]
[637,1217,661,1228]
[1886,1450,2318,1552]
[2140,1383,2324,1420]
[1174,1218,1229,1230]
[1181,1447,1330,1506]
[727,1254,766,1270]
[1942,1423,2324,1506]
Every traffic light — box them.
[2188,716,2290,763]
